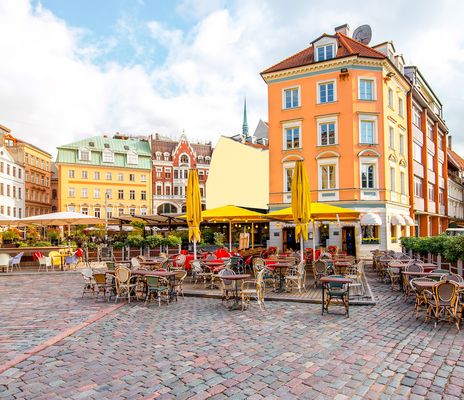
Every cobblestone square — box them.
[1,271,464,399]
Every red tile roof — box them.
[261,33,386,74]
[448,148,464,171]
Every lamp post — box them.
[105,192,109,243]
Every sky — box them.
[0,0,463,157]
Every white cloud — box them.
[0,0,464,158]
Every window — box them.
[319,121,336,146]
[318,81,335,104]
[18,169,21,179]
[388,88,394,108]
[94,208,101,218]
[12,166,16,177]
[94,188,100,198]
[362,225,379,244]
[79,148,90,161]
[438,134,444,150]
[413,106,422,128]
[283,87,299,109]
[283,124,300,150]
[414,176,423,198]
[284,165,293,192]
[399,133,405,155]
[127,152,138,165]
[427,120,434,140]
[67,206,76,212]
[156,152,162,161]
[400,172,406,194]
[102,149,114,163]
[156,167,162,178]
[321,164,336,190]
[439,188,445,205]
[141,174,147,182]
[180,154,190,164]
[165,185,171,196]
[118,208,125,216]
[413,142,422,163]
[164,168,171,179]
[68,188,75,197]
[117,173,124,181]
[174,170,178,179]
[428,183,435,200]
[105,189,112,199]
[129,174,135,182]
[129,190,135,200]
[81,207,88,215]
[316,44,334,61]
[118,190,124,200]
[389,126,395,149]
[18,188,22,199]
[81,188,88,198]
[427,153,434,170]
[105,172,112,180]
[359,79,375,100]
[390,167,396,192]
[129,208,136,216]
[94,171,100,180]
[361,163,375,189]
[81,170,88,179]
[140,207,147,216]
[68,170,75,178]
[360,120,375,144]
[164,152,170,161]
[141,190,146,200]
[106,208,113,219]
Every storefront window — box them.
[391,224,397,243]
[361,225,379,244]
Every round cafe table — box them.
[222,274,250,310]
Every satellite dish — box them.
[353,25,372,45]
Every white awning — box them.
[360,213,382,226]
[391,214,406,226]
[403,216,414,226]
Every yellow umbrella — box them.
[186,169,202,259]
[291,160,311,261]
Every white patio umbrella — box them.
[20,211,105,249]
[0,215,20,226]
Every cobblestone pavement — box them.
[1,271,464,399]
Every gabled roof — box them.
[261,32,386,74]
[57,135,151,155]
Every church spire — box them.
[242,97,249,136]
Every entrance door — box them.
[283,227,296,252]
[342,226,356,256]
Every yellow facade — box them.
[206,136,269,210]
[58,164,152,217]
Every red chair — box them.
[75,248,84,258]
[33,251,44,260]
[215,248,230,259]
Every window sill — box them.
[359,143,379,146]
[316,101,337,106]
[358,98,376,102]
[282,148,302,152]
[282,106,301,111]
[316,144,339,148]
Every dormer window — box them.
[163,152,170,161]
[102,149,114,163]
[316,44,334,62]
[127,151,138,165]
[156,151,162,161]
[78,147,91,161]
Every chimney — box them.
[335,24,350,36]
[448,135,452,150]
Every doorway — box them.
[342,226,356,256]
[282,227,297,252]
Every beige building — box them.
[206,133,269,210]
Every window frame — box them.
[318,158,338,191]
[358,114,378,145]
[317,116,338,146]
[360,159,378,190]
[358,77,376,101]
[282,121,302,150]
[317,80,336,104]
[102,149,114,163]
[282,86,301,109]
[315,44,335,62]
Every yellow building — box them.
[206,132,269,210]
[56,135,152,218]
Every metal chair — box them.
[144,275,170,306]
[323,275,350,317]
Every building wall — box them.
[448,178,464,222]
[0,146,25,218]
[206,136,269,210]
[58,164,152,217]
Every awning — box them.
[266,202,360,221]
[360,213,382,226]
[403,216,414,226]
[391,214,406,226]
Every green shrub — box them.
[112,241,126,250]
[144,235,162,248]
[33,240,52,247]
[214,232,225,247]
[443,236,464,262]
[126,234,145,248]
[166,235,182,247]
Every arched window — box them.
[180,154,190,165]
[157,203,178,214]
[181,204,187,213]
[156,151,162,161]
[205,156,211,164]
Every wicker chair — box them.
[191,260,211,287]
[387,264,401,291]
[240,268,266,310]
[114,266,137,303]
[345,262,364,296]
[441,273,464,283]
[253,257,275,289]
[285,261,306,293]
[312,260,327,288]
[131,257,141,270]
[174,270,188,299]
[402,263,424,297]
[218,268,236,303]
[410,277,434,319]
[81,268,95,297]
[144,275,170,307]
[425,280,460,329]
[93,273,113,300]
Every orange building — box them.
[261,25,412,255]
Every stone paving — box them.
[1,270,464,399]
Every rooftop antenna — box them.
[352,25,372,45]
